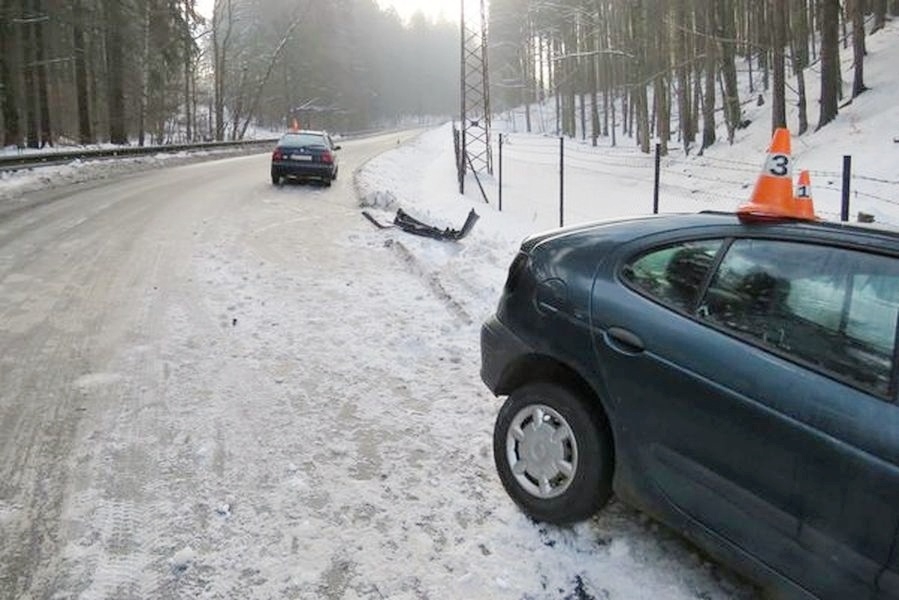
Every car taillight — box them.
[272,148,284,160]
[320,150,333,164]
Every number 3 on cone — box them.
[766,154,791,177]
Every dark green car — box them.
[481,211,899,599]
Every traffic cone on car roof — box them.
[737,127,810,220]
[794,170,818,220]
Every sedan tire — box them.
[271,171,281,185]
[493,382,613,524]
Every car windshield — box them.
[279,133,327,148]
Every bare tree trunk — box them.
[0,0,22,146]
[654,3,669,156]
[701,2,716,151]
[610,90,616,147]
[105,0,126,143]
[553,38,561,135]
[564,32,576,138]
[537,33,545,105]
[212,0,234,142]
[32,0,50,147]
[850,0,867,97]
[184,52,192,142]
[757,1,770,90]
[138,0,151,146]
[599,0,609,137]
[674,0,693,152]
[789,0,809,135]
[73,0,92,144]
[21,0,38,148]
[817,0,840,129]
[523,13,532,133]
[871,0,887,32]
[579,70,586,141]
[771,0,787,130]
[718,0,742,141]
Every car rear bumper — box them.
[480,314,530,394]
[272,160,333,180]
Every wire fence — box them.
[491,132,899,229]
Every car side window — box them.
[622,239,723,312]
[698,239,899,396]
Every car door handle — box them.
[606,327,645,354]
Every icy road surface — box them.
[0,131,757,599]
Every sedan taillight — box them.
[320,150,333,164]
[272,148,284,161]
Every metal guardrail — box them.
[0,138,280,172]
[0,125,429,173]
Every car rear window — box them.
[279,133,327,148]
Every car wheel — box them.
[322,177,332,188]
[332,168,338,181]
[493,382,613,524]
[271,171,281,185]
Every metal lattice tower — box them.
[460,0,492,188]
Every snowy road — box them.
[0,131,758,599]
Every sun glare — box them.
[375,0,460,23]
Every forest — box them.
[0,0,458,148]
[488,0,899,155]
[3,1,899,153]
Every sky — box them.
[376,0,460,23]
[195,0,461,24]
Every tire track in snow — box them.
[381,237,473,326]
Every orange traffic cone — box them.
[738,128,799,219]
[794,170,817,220]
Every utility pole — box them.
[459,0,492,192]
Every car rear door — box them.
[591,234,899,597]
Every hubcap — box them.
[506,404,577,499]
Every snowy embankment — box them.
[0,146,269,205]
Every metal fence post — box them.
[653,143,661,214]
[498,133,503,212]
[559,136,564,228]
[841,155,852,222]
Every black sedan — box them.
[271,130,340,187]
[481,211,899,599]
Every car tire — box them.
[493,382,613,524]
[271,171,281,185]
[322,177,332,188]
[332,168,338,181]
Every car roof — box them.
[522,211,899,255]
[700,211,899,241]
[280,130,328,137]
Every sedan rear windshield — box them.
[279,133,327,148]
